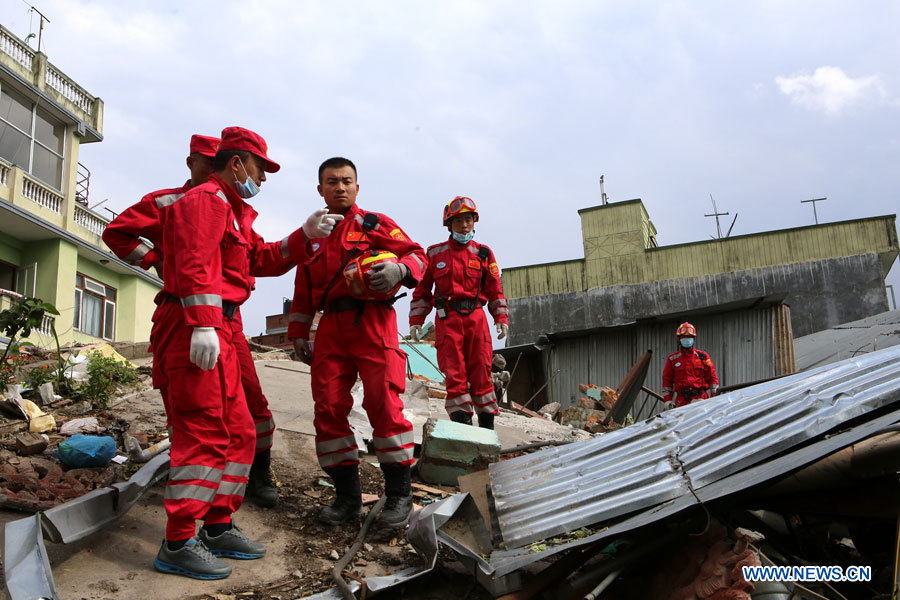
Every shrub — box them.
[80,351,139,409]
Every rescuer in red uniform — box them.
[661,322,720,408]
[409,196,509,429]
[146,128,339,580]
[103,135,337,510]
[288,157,426,529]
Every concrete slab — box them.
[418,419,501,486]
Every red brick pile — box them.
[0,455,116,512]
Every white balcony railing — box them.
[74,204,109,236]
[45,64,94,116]
[0,161,9,187]
[21,176,62,214]
[0,26,34,70]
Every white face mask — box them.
[452,231,474,244]
[680,337,695,349]
[235,158,260,198]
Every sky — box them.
[3,0,899,340]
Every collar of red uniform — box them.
[447,234,474,249]
[208,173,248,210]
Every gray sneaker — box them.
[199,523,266,559]
[154,538,232,580]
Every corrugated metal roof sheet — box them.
[793,309,900,371]
[543,307,779,420]
[489,344,900,549]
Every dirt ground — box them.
[1,357,552,599]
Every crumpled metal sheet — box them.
[302,494,486,599]
[490,345,900,549]
[41,451,170,543]
[1,452,170,599]
[2,514,59,600]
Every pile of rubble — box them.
[536,384,629,433]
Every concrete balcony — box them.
[0,24,103,139]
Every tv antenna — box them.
[801,197,826,225]
[704,194,731,239]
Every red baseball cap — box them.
[218,126,280,173]
[189,134,220,157]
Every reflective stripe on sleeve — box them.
[410,300,430,309]
[155,192,185,209]
[409,254,424,271]
[125,242,152,264]
[280,236,291,258]
[182,294,223,308]
[216,190,228,203]
[410,308,430,317]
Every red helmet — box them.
[443,196,479,226]
[343,250,402,300]
[675,322,697,337]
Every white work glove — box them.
[189,327,220,371]
[292,338,313,365]
[409,325,423,340]
[369,262,407,293]
[302,208,344,239]
[496,323,509,340]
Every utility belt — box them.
[162,293,238,320]
[326,293,406,325]
[434,297,482,318]
[678,387,708,400]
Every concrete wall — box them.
[508,253,888,345]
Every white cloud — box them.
[775,66,889,116]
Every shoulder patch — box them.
[389,228,406,241]
[489,262,499,276]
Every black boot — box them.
[246,449,278,508]
[378,464,413,528]
[477,412,495,430]
[318,465,362,526]
[450,411,473,426]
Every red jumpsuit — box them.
[102,183,298,453]
[144,175,305,541]
[410,238,508,416]
[661,348,720,408]
[287,204,425,471]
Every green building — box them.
[503,199,898,345]
[0,25,161,347]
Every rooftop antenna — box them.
[25,4,50,53]
[704,193,729,239]
[599,175,608,205]
[801,196,827,225]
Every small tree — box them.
[0,297,59,369]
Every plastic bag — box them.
[57,434,117,467]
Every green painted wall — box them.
[115,274,158,342]
[0,231,22,266]
[503,200,899,299]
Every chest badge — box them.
[675,362,681,367]
[436,261,447,269]
[312,242,320,252]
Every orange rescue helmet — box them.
[675,322,697,337]
[343,250,402,301]
[443,196,479,226]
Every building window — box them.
[14,263,36,297]
[0,84,66,190]
[74,273,116,340]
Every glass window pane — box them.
[82,293,102,338]
[74,289,81,329]
[0,121,30,168]
[76,274,83,287]
[103,300,115,340]
[34,107,64,154]
[31,143,62,189]
[0,87,33,132]
[105,286,116,300]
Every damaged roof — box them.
[488,344,900,550]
